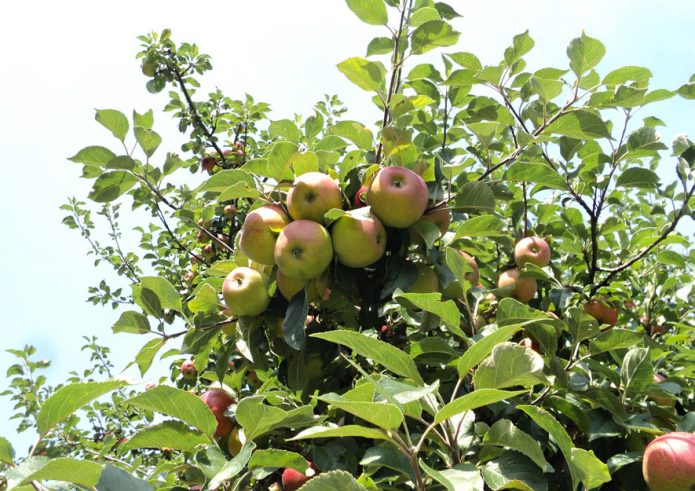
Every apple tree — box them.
[3,1,695,490]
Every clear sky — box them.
[1,0,694,455]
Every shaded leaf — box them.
[121,420,209,452]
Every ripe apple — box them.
[651,374,675,407]
[418,207,451,237]
[352,184,368,209]
[222,267,271,317]
[224,204,237,217]
[183,271,196,284]
[367,166,429,228]
[306,273,331,303]
[282,462,318,491]
[239,205,291,265]
[274,220,333,281]
[642,432,695,491]
[407,263,439,293]
[141,60,157,77]
[583,300,618,328]
[497,268,537,304]
[331,209,386,268]
[443,251,480,299]
[286,172,343,222]
[276,269,307,301]
[203,243,215,260]
[200,389,235,438]
[201,156,216,173]
[519,337,539,352]
[226,425,243,456]
[197,230,211,243]
[514,236,551,268]
[180,360,197,380]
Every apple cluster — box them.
[497,236,551,304]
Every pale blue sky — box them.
[1,0,694,455]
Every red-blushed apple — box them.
[223,204,237,217]
[519,337,539,352]
[183,271,196,284]
[367,166,429,228]
[418,207,451,237]
[651,374,675,407]
[239,205,291,265]
[352,184,368,209]
[200,389,235,438]
[407,263,440,293]
[443,251,480,299]
[180,360,197,380]
[197,230,211,243]
[583,300,618,328]
[331,209,386,268]
[642,432,695,491]
[145,382,156,390]
[274,220,333,281]
[306,273,331,303]
[203,243,215,260]
[514,236,551,267]
[201,156,216,173]
[282,462,318,491]
[226,425,243,456]
[222,267,271,317]
[286,172,343,222]
[276,269,307,301]
[498,268,537,304]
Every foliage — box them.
[2,1,695,490]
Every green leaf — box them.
[312,330,423,384]
[345,0,388,25]
[454,181,495,213]
[122,420,209,452]
[482,452,547,491]
[394,292,460,327]
[504,30,535,65]
[319,394,404,430]
[133,127,162,158]
[96,109,129,141]
[88,171,138,202]
[248,449,309,473]
[7,457,103,489]
[209,442,255,489]
[330,121,374,150]
[112,310,151,334]
[295,469,367,491]
[435,389,524,424]
[290,150,320,175]
[133,337,165,377]
[133,109,154,129]
[545,109,609,139]
[420,461,483,491]
[137,276,183,313]
[602,66,652,88]
[360,443,415,481]
[448,52,482,71]
[473,342,546,389]
[337,57,386,93]
[411,21,460,55]
[283,290,309,351]
[236,396,315,441]
[37,380,127,435]
[366,37,394,56]
[588,329,644,355]
[96,464,153,491]
[453,215,506,239]
[616,167,660,189]
[410,7,441,27]
[620,347,653,398]
[197,169,257,194]
[68,146,116,167]
[566,32,605,76]
[0,436,15,465]
[123,385,218,438]
[570,448,612,490]
[290,424,389,441]
[269,119,301,143]
[188,283,220,314]
[506,162,566,190]
[483,419,553,472]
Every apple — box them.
[306,273,331,303]
[282,462,318,491]
[497,268,537,304]
[268,483,281,491]
[286,172,343,222]
[203,243,215,260]
[514,236,551,268]
[651,374,675,407]
[222,267,271,317]
[183,271,196,284]
[201,156,216,173]
[642,432,695,491]
[274,220,333,281]
[519,337,539,352]
[224,204,237,217]
[443,251,480,299]
[145,382,156,390]
[583,300,618,328]
[276,269,307,301]
[407,263,439,293]
[331,209,386,268]
[197,230,211,243]
[180,360,197,380]
[418,207,451,237]
[200,389,235,438]
[226,425,243,456]
[141,60,156,77]
[352,184,368,209]
[367,166,429,228]
[239,205,291,265]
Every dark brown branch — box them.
[154,205,209,266]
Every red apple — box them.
[180,360,197,380]
[282,462,318,491]
[407,263,439,294]
[498,268,537,304]
[583,300,618,328]
[352,184,368,209]
[331,209,386,268]
[642,432,695,491]
[514,236,551,268]
[222,267,271,317]
[418,207,451,237]
[203,243,215,259]
[367,166,429,228]
[183,271,196,284]
[197,230,211,244]
[274,220,333,280]
[239,205,291,265]
[200,389,235,438]
[224,204,237,217]
[286,172,343,223]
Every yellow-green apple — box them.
[642,432,695,491]
[239,205,291,265]
[651,374,675,407]
[407,263,439,293]
[443,251,480,298]
[367,166,428,228]
[352,185,368,209]
[226,425,243,456]
[200,389,235,438]
[222,267,271,317]
[306,273,331,303]
[282,462,318,491]
[141,60,156,77]
[276,270,307,301]
[514,236,551,267]
[498,268,537,304]
[418,207,451,237]
[180,360,197,380]
[286,172,343,222]
[274,220,333,280]
[331,209,386,268]
[583,299,618,328]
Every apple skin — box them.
[407,263,440,293]
[352,185,368,209]
[226,425,243,456]
[141,61,156,77]
[222,267,271,317]
[418,207,451,237]
[179,360,197,380]
[239,205,291,265]
[583,300,618,328]
[497,268,537,304]
[443,251,480,299]
[514,236,551,268]
[367,166,429,228]
[200,389,235,438]
[286,172,343,223]
[642,432,695,491]
[519,337,539,352]
[331,209,386,268]
[276,270,307,301]
[223,204,237,217]
[282,462,318,491]
[274,220,333,281]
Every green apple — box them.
[367,166,429,228]
[331,209,386,268]
[407,263,439,293]
[276,269,307,301]
[274,220,333,280]
[239,205,291,265]
[514,236,551,267]
[583,299,618,328]
[642,432,695,491]
[497,268,537,304]
[286,172,343,222]
[222,267,271,317]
